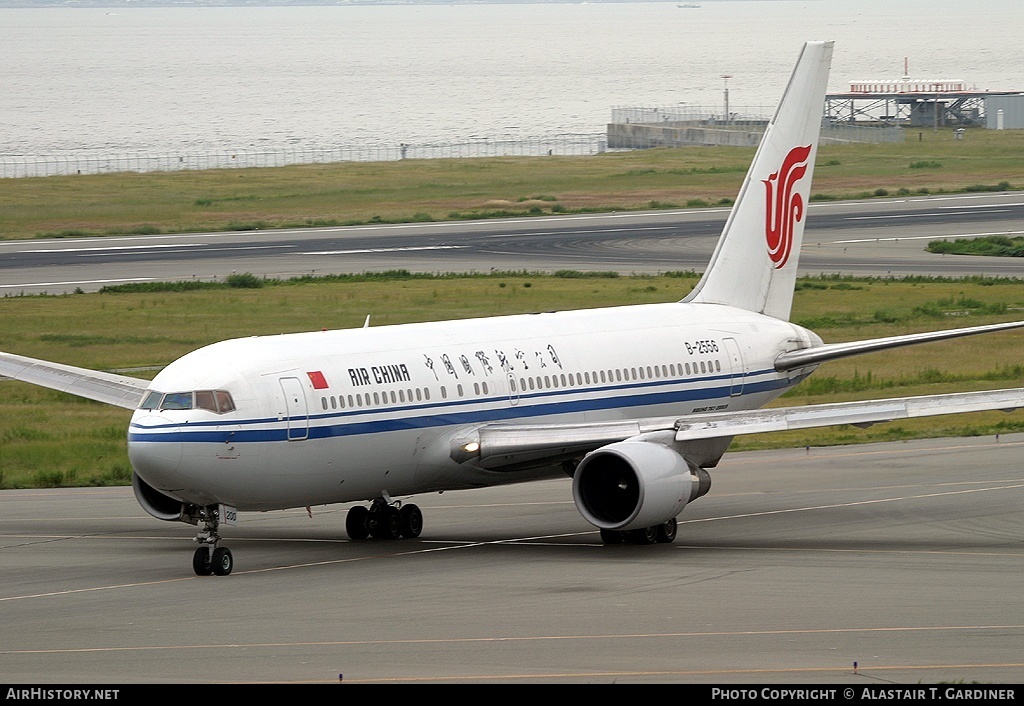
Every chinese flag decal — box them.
[307,371,329,389]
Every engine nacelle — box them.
[572,440,709,531]
[132,472,189,522]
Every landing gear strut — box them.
[346,495,423,540]
[191,506,233,576]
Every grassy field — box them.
[1,127,1023,241]
[3,272,1024,488]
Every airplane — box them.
[4,41,1024,577]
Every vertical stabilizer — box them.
[685,41,833,321]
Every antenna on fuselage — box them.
[363,315,371,328]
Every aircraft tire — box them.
[399,504,423,538]
[192,547,214,576]
[628,526,658,545]
[656,517,678,544]
[346,506,370,540]
[371,507,402,540]
[212,547,233,576]
[599,529,626,545]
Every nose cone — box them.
[128,412,183,489]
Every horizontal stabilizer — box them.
[0,351,149,410]
[775,319,1024,371]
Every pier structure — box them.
[825,78,1019,127]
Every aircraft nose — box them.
[127,413,184,487]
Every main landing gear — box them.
[346,495,423,540]
[191,506,233,576]
[599,517,677,546]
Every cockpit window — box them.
[194,391,216,412]
[138,390,236,414]
[161,392,194,410]
[194,390,236,413]
[214,390,236,413]
[140,391,163,410]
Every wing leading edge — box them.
[0,351,149,410]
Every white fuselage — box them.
[127,301,819,511]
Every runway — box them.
[2,435,1023,684]
[3,192,1024,294]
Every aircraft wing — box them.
[672,387,1024,440]
[0,351,150,410]
[459,388,1024,469]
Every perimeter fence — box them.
[0,134,608,178]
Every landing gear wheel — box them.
[627,526,659,545]
[346,505,370,540]
[600,529,627,545]
[399,504,423,538]
[192,547,214,576]
[212,547,233,576]
[370,506,402,539]
[656,517,678,544]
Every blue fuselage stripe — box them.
[127,374,793,444]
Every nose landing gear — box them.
[191,506,233,576]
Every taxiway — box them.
[2,435,1022,683]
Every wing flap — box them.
[0,351,150,410]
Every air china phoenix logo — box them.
[763,144,812,269]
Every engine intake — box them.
[132,472,188,522]
[572,441,708,531]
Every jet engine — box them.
[132,472,189,522]
[572,440,711,531]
